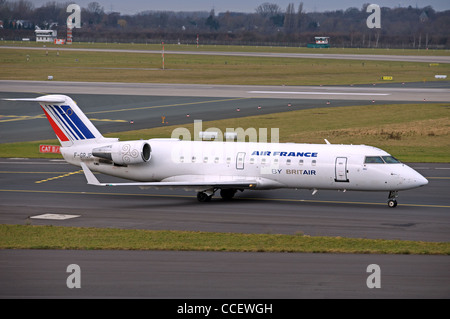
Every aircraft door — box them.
[236,152,245,170]
[335,157,349,182]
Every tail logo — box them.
[42,104,95,142]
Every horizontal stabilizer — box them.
[4,97,66,104]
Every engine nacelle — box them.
[92,141,151,165]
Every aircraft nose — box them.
[396,166,428,189]
[415,173,428,187]
[407,170,428,188]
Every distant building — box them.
[35,28,57,42]
[16,20,33,29]
[307,37,330,48]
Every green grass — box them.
[3,103,447,162]
[1,224,448,254]
[1,47,449,85]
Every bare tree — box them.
[283,3,296,34]
[255,2,282,17]
[296,2,304,31]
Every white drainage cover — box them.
[30,214,80,220]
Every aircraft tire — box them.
[197,192,212,202]
[220,188,236,200]
[387,199,398,208]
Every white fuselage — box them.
[62,138,428,192]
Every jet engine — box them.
[92,141,151,165]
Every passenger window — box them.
[364,156,384,164]
[180,156,184,163]
[299,159,303,166]
[261,158,266,165]
[192,156,196,163]
[250,158,255,164]
[312,160,316,166]
[226,157,231,164]
[286,159,291,165]
[214,157,219,163]
[203,157,208,163]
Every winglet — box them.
[80,162,101,185]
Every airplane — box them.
[6,94,428,207]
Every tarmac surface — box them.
[0,159,449,298]
[1,80,450,101]
[1,249,448,299]
[0,159,449,241]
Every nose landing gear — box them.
[387,191,398,208]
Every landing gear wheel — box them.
[387,191,399,208]
[197,192,212,202]
[220,188,236,200]
[387,199,398,208]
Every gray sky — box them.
[28,0,450,15]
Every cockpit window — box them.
[382,156,401,164]
[364,156,384,164]
[364,156,402,164]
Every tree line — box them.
[0,1,449,48]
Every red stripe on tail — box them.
[41,106,70,142]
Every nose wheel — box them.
[387,191,398,208]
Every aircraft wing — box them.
[80,163,258,190]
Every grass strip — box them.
[1,47,449,85]
[0,224,448,255]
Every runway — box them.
[0,78,449,299]
[1,80,450,101]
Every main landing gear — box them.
[387,191,398,208]
[197,191,212,202]
[197,188,238,202]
